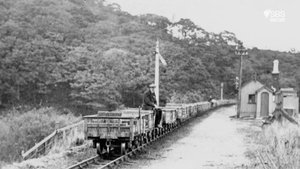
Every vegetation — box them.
[261,121,300,168]
[0,107,80,163]
[0,0,299,163]
[0,0,299,112]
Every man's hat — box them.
[149,83,156,88]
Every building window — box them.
[248,94,256,104]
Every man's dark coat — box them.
[142,90,157,110]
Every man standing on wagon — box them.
[142,83,162,128]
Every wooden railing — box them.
[21,120,84,160]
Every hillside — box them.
[0,0,299,113]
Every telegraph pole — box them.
[238,52,243,118]
[220,82,224,100]
[235,43,248,118]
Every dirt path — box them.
[4,106,261,169]
[120,106,261,169]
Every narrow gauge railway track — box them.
[67,117,188,169]
[66,102,235,169]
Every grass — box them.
[261,120,300,168]
[0,107,80,164]
[235,117,300,168]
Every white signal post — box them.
[220,82,224,100]
[155,40,160,106]
[154,40,167,106]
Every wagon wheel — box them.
[96,143,103,157]
[144,134,149,144]
[134,138,139,147]
[140,136,144,146]
[140,134,144,144]
[131,139,136,149]
[147,132,152,142]
[151,131,154,140]
[120,142,127,155]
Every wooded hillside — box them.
[1,0,299,113]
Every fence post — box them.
[22,121,84,160]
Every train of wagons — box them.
[83,100,235,157]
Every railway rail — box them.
[66,101,235,169]
[66,103,223,169]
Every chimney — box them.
[272,60,279,74]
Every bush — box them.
[262,121,300,168]
[0,107,80,163]
[169,91,204,103]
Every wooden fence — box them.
[21,120,84,160]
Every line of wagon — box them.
[83,100,235,157]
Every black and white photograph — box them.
[0,0,300,168]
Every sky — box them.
[108,0,300,52]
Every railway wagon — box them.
[165,103,189,122]
[160,107,178,128]
[83,100,235,157]
[194,102,206,115]
[189,103,198,117]
[197,102,211,112]
[83,109,155,155]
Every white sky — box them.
[108,0,300,52]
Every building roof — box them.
[276,88,298,96]
[280,88,296,93]
[255,85,274,93]
[241,80,264,89]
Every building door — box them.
[261,92,269,117]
